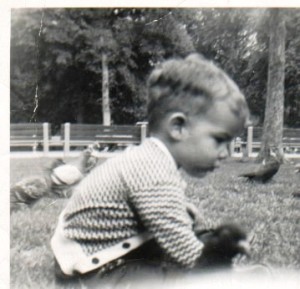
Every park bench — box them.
[10,123,299,158]
[10,123,51,152]
[282,128,300,153]
[10,122,148,156]
[61,123,148,154]
[233,126,300,156]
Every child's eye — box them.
[214,136,225,144]
[214,134,233,145]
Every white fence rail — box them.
[10,122,148,157]
[11,124,300,158]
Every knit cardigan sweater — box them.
[51,138,204,276]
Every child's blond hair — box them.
[147,53,249,132]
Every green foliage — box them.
[10,8,300,127]
[11,8,195,125]
[175,9,268,123]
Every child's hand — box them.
[186,202,205,232]
[196,224,250,268]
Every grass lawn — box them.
[10,156,300,288]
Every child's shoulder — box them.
[122,138,169,164]
[118,138,182,187]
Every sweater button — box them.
[92,257,100,264]
[122,242,131,249]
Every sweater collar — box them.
[149,137,187,190]
[149,137,178,169]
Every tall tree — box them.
[11,8,300,129]
[174,8,270,122]
[284,9,300,128]
[101,45,110,125]
[258,8,286,161]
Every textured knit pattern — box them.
[62,138,203,268]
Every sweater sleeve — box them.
[120,139,204,268]
[128,183,204,268]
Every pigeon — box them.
[292,191,300,198]
[11,144,100,211]
[239,148,281,183]
[196,223,250,269]
[10,176,50,212]
[47,145,99,197]
[63,144,99,175]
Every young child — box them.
[51,53,250,281]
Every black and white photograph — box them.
[2,1,300,288]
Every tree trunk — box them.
[102,51,111,126]
[76,93,84,123]
[257,9,285,162]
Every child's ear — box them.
[167,112,188,141]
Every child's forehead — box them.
[201,100,247,135]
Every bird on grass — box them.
[195,223,250,269]
[10,176,50,212]
[10,144,100,212]
[238,148,281,183]
[48,146,99,198]
[292,191,300,198]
